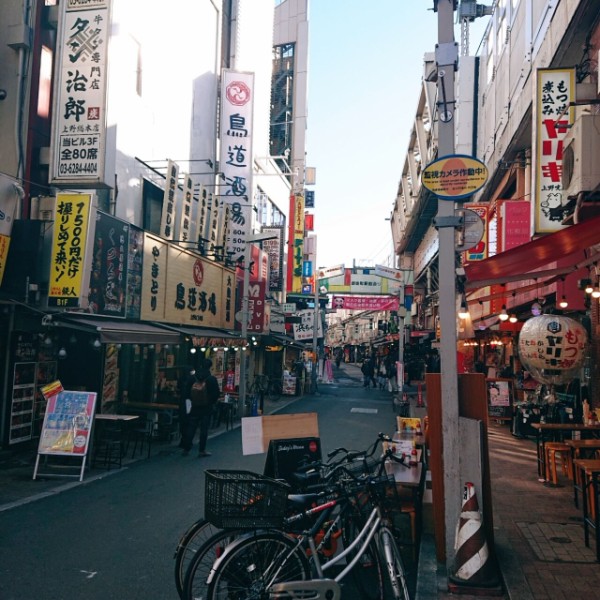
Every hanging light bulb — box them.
[190,347,197,354]
[58,347,68,359]
[499,305,509,321]
[559,295,569,309]
[592,288,600,299]
[458,300,469,319]
[509,314,518,324]
[585,281,594,294]
[93,339,101,348]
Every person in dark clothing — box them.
[181,359,220,457]
[361,359,376,388]
[177,365,196,448]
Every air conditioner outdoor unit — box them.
[561,114,600,200]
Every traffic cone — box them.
[448,482,502,594]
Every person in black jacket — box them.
[181,359,220,457]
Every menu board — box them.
[263,437,322,484]
[37,390,97,456]
[486,378,513,419]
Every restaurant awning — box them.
[53,315,181,345]
[264,333,310,350]
[464,215,600,289]
[155,323,242,345]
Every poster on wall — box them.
[486,378,513,419]
[88,211,129,317]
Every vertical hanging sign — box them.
[48,193,94,308]
[50,0,112,185]
[535,68,575,233]
[219,70,255,262]
[160,160,179,240]
[178,173,194,244]
[292,194,305,293]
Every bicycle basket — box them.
[369,474,399,516]
[204,470,290,529]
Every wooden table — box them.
[531,423,600,479]
[565,440,600,508]
[385,460,423,490]
[572,458,600,562]
[92,414,139,469]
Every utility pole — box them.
[433,0,461,567]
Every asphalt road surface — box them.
[0,380,404,599]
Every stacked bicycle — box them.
[174,433,413,599]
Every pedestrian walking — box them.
[361,358,376,388]
[181,359,220,457]
[177,365,195,448]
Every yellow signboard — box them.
[48,193,93,308]
[421,155,488,200]
[0,234,10,286]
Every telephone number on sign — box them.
[58,162,98,175]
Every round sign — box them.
[455,208,485,251]
[421,154,489,200]
[518,315,587,384]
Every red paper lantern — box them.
[518,315,587,384]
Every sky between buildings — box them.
[306,0,489,271]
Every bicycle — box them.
[248,373,283,402]
[203,466,410,600]
[177,435,394,599]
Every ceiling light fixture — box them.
[559,295,569,309]
[498,305,509,321]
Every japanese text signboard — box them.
[534,68,575,233]
[160,160,179,241]
[88,211,128,317]
[421,154,488,200]
[50,0,112,185]
[219,70,255,262]
[48,193,94,308]
[332,296,399,311]
[261,226,284,292]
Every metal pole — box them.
[435,0,461,566]
[238,242,251,413]
[312,237,319,394]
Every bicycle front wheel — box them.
[173,518,218,598]
[343,514,385,600]
[182,528,244,600]
[207,531,310,600]
[379,526,410,600]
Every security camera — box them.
[0,89,6,101]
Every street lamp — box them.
[239,233,277,413]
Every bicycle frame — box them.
[206,491,385,590]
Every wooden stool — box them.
[545,442,573,484]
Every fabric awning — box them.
[265,333,310,350]
[155,323,242,344]
[464,215,600,289]
[54,315,181,345]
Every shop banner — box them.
[332,295,399,311]
[219,70,255,261]
[160,160,179,240]
[88,211,129,317]
[261,226,284,292]
[534,68,575,233]
[126,226,144,320]
[48,193,94,308]
[50,0,111,185]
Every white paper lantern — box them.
[518,315,587,385]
